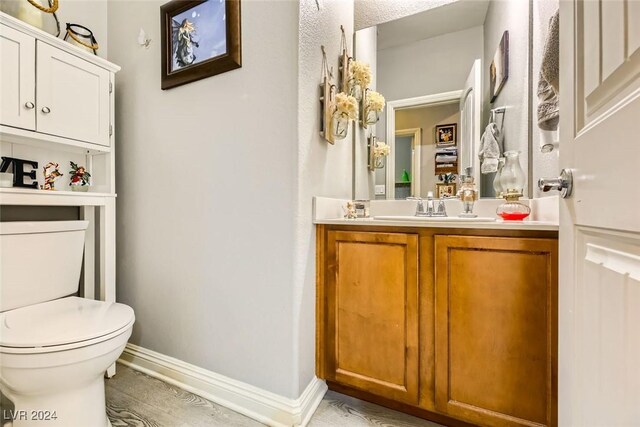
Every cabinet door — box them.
[324,230,419,404]
[434,235,557,427]
[36,41,110,146]
[0,24,36,130]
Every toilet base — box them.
[6,376,109,427]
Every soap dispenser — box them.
[457,167,478,218]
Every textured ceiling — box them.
[355,0,459,30]
[376,0,490,50]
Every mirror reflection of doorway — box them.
[394,129,421,199]
[386,101,461,199]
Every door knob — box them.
[41,106,51,114]
[538,169,573,198]
[24,101,35,109]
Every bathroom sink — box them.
[374,215,497,222]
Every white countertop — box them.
[314,217,559,231]
[313,196,559,232]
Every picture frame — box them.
[161,0,241,90]
[435,123,457,146]
[489,31,509,102]
[436,183,457,199]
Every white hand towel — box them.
[478,122,502,173]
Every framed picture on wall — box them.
[436,183,457,198]
[435,123,457,146]
[161,0,241,90]
[489,31,509,102]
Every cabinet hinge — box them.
[109,124,113,136]
[109,82,113,94]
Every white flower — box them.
[335,92,358,120]
[373,141,390,157]
[367,91,385,112]
[350,60,371,87]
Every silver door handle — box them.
[24,101,35,109]
[41,106,51,114]
[538,169,573,198]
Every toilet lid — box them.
[0,297,134,348]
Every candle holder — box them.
[496,151,530,220]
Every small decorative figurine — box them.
[69,161,91,192]
[41,162,63,191]
[343,201,358,219]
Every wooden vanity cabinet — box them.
[317,226,558,427]
[318,230,420,404]
[434,235,558,427]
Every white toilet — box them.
[0,221,135,427]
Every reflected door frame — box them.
[385,90,462,200]
[395,128,422,197]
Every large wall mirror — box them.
[353,0,559,200]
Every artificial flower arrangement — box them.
[335,92,359,120]
[349,60,372,100]
[363,90,385,125]
[331,92,358,140]
[372,140,390,168]
[367,91,385,111]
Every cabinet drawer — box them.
[36,41,111,146]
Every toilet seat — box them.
[0,296,134,353]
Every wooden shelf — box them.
[435,145,458,175]
[0,187,115,206]
[1,126,111,155]
[435,164,458,174]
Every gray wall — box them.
[531,0,560,197]
[0,0,109,57]
[107,0,354,400]
[108,0,297,398]
[481,0,530,196]
[295,0,355,395]
[353,26,377,200]
[377,26,484,104]
[374,26,483,198]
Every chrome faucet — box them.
[408,192,447,217]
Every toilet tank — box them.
[0,221,88,312]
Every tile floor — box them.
[1,363,443,426]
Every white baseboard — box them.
[118,344,327,427]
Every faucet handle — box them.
[436,198,447,216]
[407,197,425,215]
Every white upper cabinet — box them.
[0,14,118,151]
[36,42,111,146]
[0,24,36,130]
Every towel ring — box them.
[490,107,506,133]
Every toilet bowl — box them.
[0,221,135,427]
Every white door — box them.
[36,41,111,146]
[559,0,640,425]
[0,24,35,130]
[459,59,481,185]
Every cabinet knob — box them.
[41,106,51,114]
[24,101,35,109]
